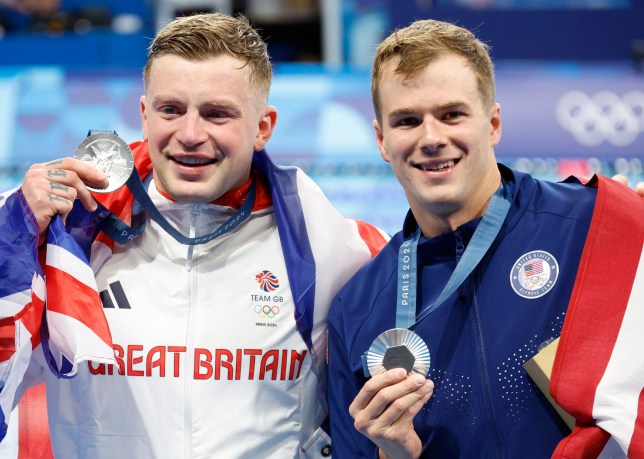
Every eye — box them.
[442,111,465,121]
[208,110,228,119]
[393,116,421,127]
[160,106,178,116]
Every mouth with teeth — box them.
[170,156,217,167]
[417,159,458,172]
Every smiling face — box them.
[140,54,276,203]
[374,54,502,237]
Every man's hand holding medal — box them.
[19,130,133,244]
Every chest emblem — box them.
[255,270,280,292]
[510,250,559,299]
[252,270,284,324]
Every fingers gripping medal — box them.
[365,328,431,377]
[74,131,134,193]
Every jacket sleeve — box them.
[327,295,380,458]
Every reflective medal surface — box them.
[74,131,134,193]
[365,328,431,377]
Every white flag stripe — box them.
[47,310,115,376]
[0,406,19,459]
[295,169,377,347]
[32,272,46,302]
[0,321,34,427]
[0,290,30,318]
[45,244,98,291]
[593,243,644,454]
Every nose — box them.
[176,110,208,148]
[420,117,447,153]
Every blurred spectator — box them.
[0,0,60,16]
[0,0,149,36]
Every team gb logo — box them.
[255,270,280,292]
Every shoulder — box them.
[504,164,598,220]
[329,232,402,319]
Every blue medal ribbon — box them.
[396,179,512,330]
[362,179,512,377]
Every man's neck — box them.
[414,174,502,239]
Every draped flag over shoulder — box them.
[0,191,115,443]
[551,175,644,459]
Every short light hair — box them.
[372,20,495,122]
[143,13,272,104]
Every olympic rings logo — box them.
[556,90,644,146]
[254,304,280,319]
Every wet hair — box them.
[372,19,495,122]
[143,13,272,104]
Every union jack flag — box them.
[0,190,115,446]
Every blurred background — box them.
[0,0,642,234]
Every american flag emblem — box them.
[523,260,543,277]
[255,270,279,292]
[510,250,559,299]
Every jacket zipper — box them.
[454,230,465,262]
[184,204,201,457]
[471,280,504,458]
[456,229,503,458]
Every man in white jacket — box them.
[0,13,386,458]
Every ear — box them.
[373,119,390,163]
[253,106,278,151]
[140,95,149,141]
[489,103,502,148]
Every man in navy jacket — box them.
[327,19,644,459]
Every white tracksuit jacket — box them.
[3,146,387,458]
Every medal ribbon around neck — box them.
[362,179,511,377]
[397,179,512,330]
[89,130,256,246]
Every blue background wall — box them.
[0,0,642,234]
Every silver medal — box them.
[74,132,134,193]
[365,328,431,377]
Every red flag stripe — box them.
[352,219,389,258]
[18,383,54,459]
[551,177,643,421]
[552,424,610,459]
[16,299,45,350]
[551,176,644,457]
[44,267,113,347]
[592,247,644,454]
[0,317,16,362]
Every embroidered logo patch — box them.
[255,270,279,292]
[510,251,559,299]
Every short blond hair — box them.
[143,13,272,104]
[372,20,495,122]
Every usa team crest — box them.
[510,250,559,299]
